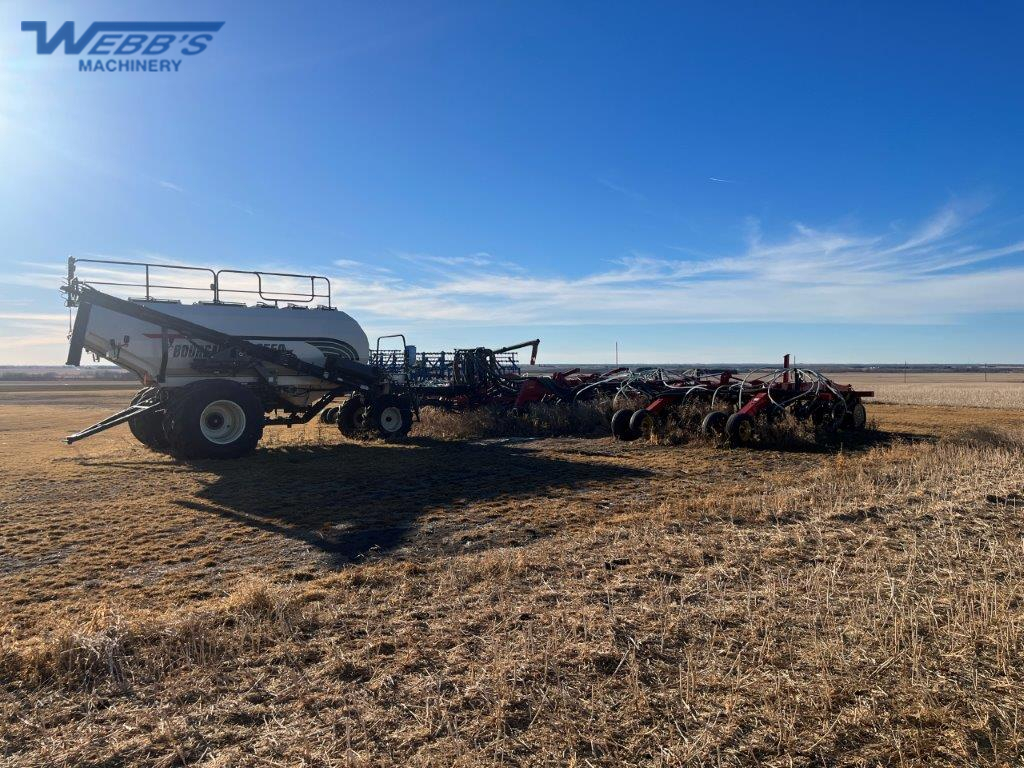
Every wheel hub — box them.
[737,420,753,441]
[199,400,246,445]
[379,405,403,433]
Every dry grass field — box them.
[835,373,1024,411]
[1,387,1023,766]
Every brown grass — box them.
[415,401,612,440]
[1,391,1023,766]
[869,382,1024,410]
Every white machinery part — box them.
[81,300,370,406]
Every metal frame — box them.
[64,393,162,445]
[66,256,333,308]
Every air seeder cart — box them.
[61,257,433,459]
[61,257,545,459]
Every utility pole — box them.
[615,341,619,366]
[904,360,907,384]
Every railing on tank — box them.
[65,256,333,308]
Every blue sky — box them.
[1,1,1023,365]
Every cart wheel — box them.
[611,408,639,441]
[164,380,264,460]
[336,396,369,438]
[844,400,867,430]
[368,395,413,442]
[816,401,844,433]
[725,412,755,447]
[128,387,170,452]
[319,406,340,425]
[629,409,654,440]
[701,410,728,437]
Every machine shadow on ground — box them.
[175,440,652,567]
[733,426,927,454]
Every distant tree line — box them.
[0,368,136,381]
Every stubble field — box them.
[1,384,1023,766]
[840,372,1024,411]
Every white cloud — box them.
[322,203,1024,327]
[6,201,1022,365]
[159,180,184,192]
[0,335,67,350]
[0,312,67,322]
[0,312,69,362]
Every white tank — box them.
[80,300,371,406]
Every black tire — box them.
[814,401,844,433]
[725,412,755,447]
[701,410,728,437]
[610,408,636,440]
[319,406,340,425]
[629,409,653,440]
[163,380,264,460]
[844,399,867,430]
[128,388,170,452]
[367,395,413,441]
[337,396,369,439]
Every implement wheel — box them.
[164,380,264,460]
[611,408,639,441]
[319,406,341,425]
[337,396,369,439]
[844,399,867,430]
[367,395,413,441]
[725,412,755,447]
[629,409,654,440]
[701,410,727,437]
[128,387,170,452]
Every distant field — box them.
[823,373,1024,409]
[0,380,138,393]
[869,383,1024,409]
[835,371,1024,385]
[1,389,1023,765]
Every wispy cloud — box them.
[230,201,255,216]
[159,180,184,192]
[319,202,1024,327]
[0,312,69,357]
[396,251,523,273]
[334,258,393,273]
[709,177,737,184]
[0,335,69,352]
[597,177,646,202]
[0,312,67,322]
[10,202,1023,360]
